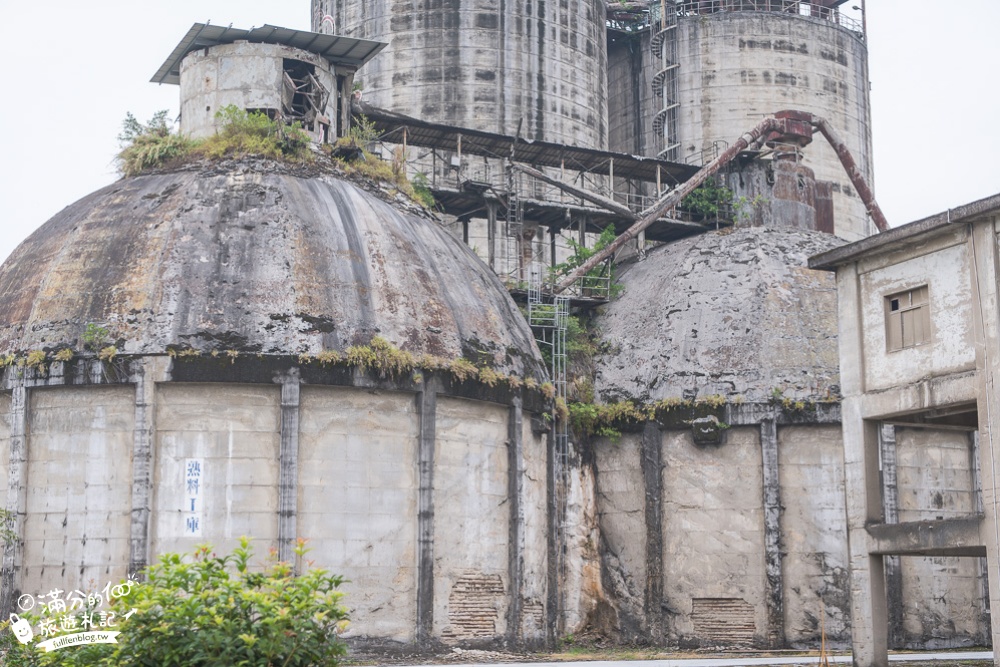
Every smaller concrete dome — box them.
[594,227,846,403]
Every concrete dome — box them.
[594,227,846,403]
[0,162,542,377]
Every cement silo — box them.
[312,0,609,150]
[653,2,873,240]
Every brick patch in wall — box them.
[691,598,756,645]
[442,571,505,641]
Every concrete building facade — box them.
[810,193,1000,665]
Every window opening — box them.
[281,59,330,133]
[885,285,930,351]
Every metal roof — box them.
[152,23,387,85]
[354,102,698,184]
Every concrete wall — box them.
[151,384,280,558]
[323,0,608,150]
[777,425,850,646]
[594,433,646,628]
[859,236,975,392]
[179,42,339,141]
[608,31,658,159]
[664,427,766,646]
[22,387,134,597]
[298,386,418,642]
[433,397,511,643]
[674,13,872,241]
[895,427,983,647]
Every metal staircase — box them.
[651,1,681,160]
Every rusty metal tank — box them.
[311,0,609,150]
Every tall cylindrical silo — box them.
[654,4,873,240]
[312,0,609,150]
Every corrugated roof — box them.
[152,23,387,85]
[354,102,699,184]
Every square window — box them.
[885,286,930,351]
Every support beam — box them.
[878,424,904,648]
[641,421,664,642]
[487,199,498,271]
[760,418,785,648]
[277,368,301,565]
[129,358,169,577]
[511,163,639,220]
[416,379,439,644]
[866,517,985,556]
[507,397,525,646]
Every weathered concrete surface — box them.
[595,228,845,404]
[663,427,766,647]
[520,416,549,644]
[434,397,510,643]
[895,427,984,647]
[151,384,280,557]
[179,42,339,141]
[298,385,418,643]
[0,166,543,378]
[608,30,658,159]
[674,13,873,241]
[777,425,850,647]
[316,0,608,150]
[858,234,975,393]
[22,387,134,598]
[561,459,603,637]
[593,434,646,637]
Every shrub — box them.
[117,111,193,177]
[198,106,311,161]
[1,538,348,667]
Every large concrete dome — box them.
[0,162,542,376]
[594,227,846,404]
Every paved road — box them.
[415,652,994,667]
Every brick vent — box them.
[691,598,755,645]
[442,572,505,641]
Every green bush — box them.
[1,538,348,667]
[117,111,193,177]
[679,180,735,220]
[199,106,311,161]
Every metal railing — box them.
[674,1,863,33]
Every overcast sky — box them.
[0,1,997,265]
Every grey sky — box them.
[1,1,997,266]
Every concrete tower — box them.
[311,0,609,150]
[655,1,873,240]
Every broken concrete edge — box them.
[809,191,1000,271]
[0,353,552,416]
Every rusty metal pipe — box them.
[553,117,783,293]
[809,114,889,232]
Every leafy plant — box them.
[82,323,110,352]
[199,106,311,161]
[1,538,348,667]
[117,111,193,177]
[551,225,622,298]
[679,180,735,220]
